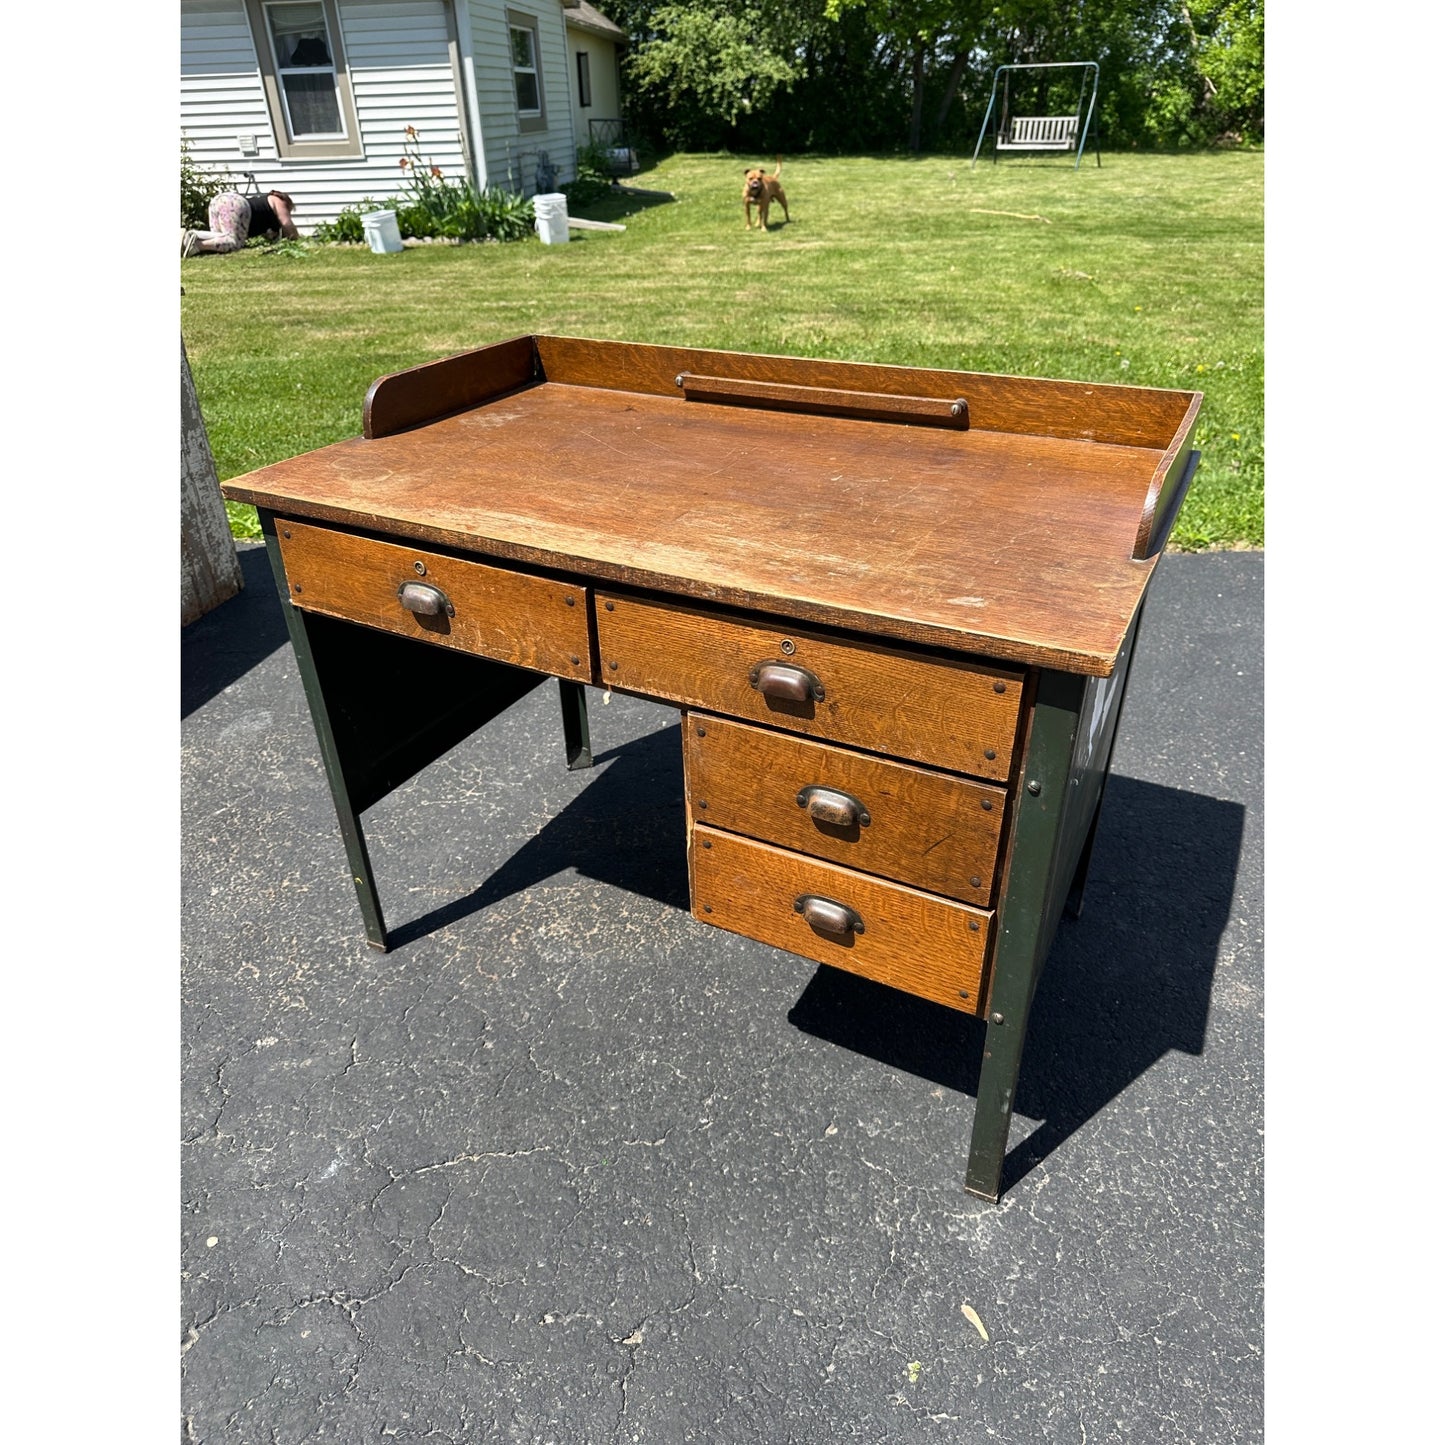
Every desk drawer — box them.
[275,521,594,681]
[596,593,1022,780]
[691,826,990,1015]
[684,714,1005,905]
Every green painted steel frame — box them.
[964,611,1143,1200]
[558,680,594,770]
[262,512,391,948]
[260,509,567,951]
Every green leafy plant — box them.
[396,128,534,240]
[243,235,313,258]
[181,136,234,229]
[309,130,535,244]
[562,140,616,208]
[310,200,384,243]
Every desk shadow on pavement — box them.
[786,775,1246,1194]
[182,543,289,718]
[386,722,690,947]
[380,729,1244,1197]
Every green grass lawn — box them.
[182,150,1262,549]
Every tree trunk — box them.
[934,50,968,135]
[908,38,927,152]
[181,335,242,625]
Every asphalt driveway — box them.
[181,545,1262,1444]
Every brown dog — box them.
[743,157,789,230]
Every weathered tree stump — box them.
[181,335,242,625]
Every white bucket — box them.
[533,192,570,245]
[361,209,404,254]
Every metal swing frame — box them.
[970,61,1101,171]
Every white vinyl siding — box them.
[181,0,468,228]
[469,0,575,195]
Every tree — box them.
[1190,0,1264,140]
[621,2,824,150]
[825,0,989,152]
[606,0,1263,154]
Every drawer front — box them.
[596,593,1022,780]
[690,825,991,1015]
[684,714,1005,905]
[276,521,594,681]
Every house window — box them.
[242,0,362,160]
[266,2,344,138]
[576,51,592,109]
[508,11,545,130]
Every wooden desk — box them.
[222,335,1201,1202]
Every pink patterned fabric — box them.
[206,192,252,252]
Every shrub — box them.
[306,130,536,245]
[310,200,383,243]
[181,136,234,229]
[562,140,615,208]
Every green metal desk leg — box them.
[260,517,390,951]
[965,670,1087,1201]
[1065,605,1144,921]
[558,679,594,770]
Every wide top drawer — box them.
[596,592,1023,780]
[274,520,594,682]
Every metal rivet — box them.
[702,839,712,849]
[413,560,426,575]
[981,800,993,811]
[993,681,1006,694]
[990,1012,1004,1025]
[969,920,980,932]
[970,876,981,889]
[565,595,575,606]
[698,800,708,809]
[1027,780,1041,795]
[703,905,712,914]
[281,528,291,539]
[780,638,796,656]
[984,748,996,761]
[293,584,302,593]
[609,661,619,671]
[697,726,706,737]
[605,601,615,611]
[958,990,970,999]
[570,655,580,666]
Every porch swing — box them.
[970,61,1101,170]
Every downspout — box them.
[558,9,579,184]
[451,0,489,188]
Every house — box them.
[179,0,630,230]
[564,2,627,159]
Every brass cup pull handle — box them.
[398,581,454,617]
[794,894,865,937]
[796,785,871,828]
[749,661,825,702]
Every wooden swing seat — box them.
[996,116,1079,150]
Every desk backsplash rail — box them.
[534,335,1200,450]
[1133,388,1203,560]
[363,335,541,438]
[675,371,969,428]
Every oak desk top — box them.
[224,336,1202,676]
